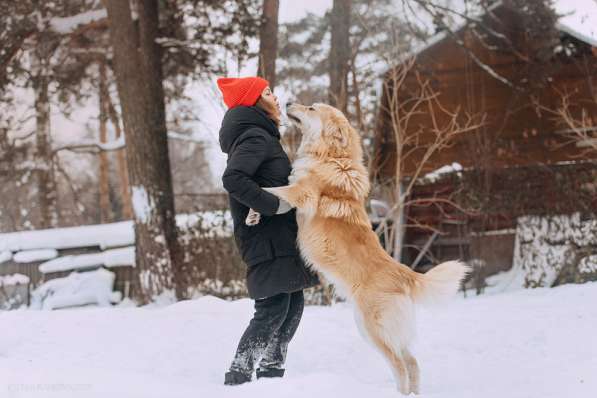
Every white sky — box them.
[279,0,332,23]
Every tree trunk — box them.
[257,0,279,89]
[32,52,58,229]
[350,60,365,132]
[98,60,111,223]
[392,182,406,261]
[329,0,351,114]
[103,0,183,303]
[106,95,133,220]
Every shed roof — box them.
[410,0,597,58]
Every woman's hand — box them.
[245,208,261,226]
[245,197,292,226]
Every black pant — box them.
[229,290,304,375]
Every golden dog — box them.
[248,103,469,395]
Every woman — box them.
[217,76,319,385]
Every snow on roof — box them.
[556,21,597,47]
[0,250,12,264]
[411,0,597,57]
[13,249,58,264]
[554,0,597,47]
[0,221,134,253]
[421,162,464,183]
[409,1,503,56]
[38,246,135,274]
[0,211,232,253]
[0,273,30,286]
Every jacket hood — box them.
[219,106,280,154]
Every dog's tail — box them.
[411,261,470,305]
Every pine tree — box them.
[278,0,414,139]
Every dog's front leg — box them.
[264,182,317,215]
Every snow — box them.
[13,249,58,263]
[97,134,125,150]
[0,273,30,286]
[1,283,596,397]
[176,211,233,238]
[579,255,597,273]
[0,212,232,253]
[421,162,463,183]
[0,250,12,264]
[49,10,107,34]
[407,1,504,57]
[508,213,596,288]
[131,186,153,224]
[38,246,135,274]
[30,268,120,310]
[0,221,134,252]
[554,0,597,47]
[410,0,597,58]
[369,199,390,223]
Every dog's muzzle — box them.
[287,112,301,124]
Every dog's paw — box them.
[245,208,261,226]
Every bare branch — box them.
[52,135,125,154]
[532,92,597,154]
[372,55,484,257]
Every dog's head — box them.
[286,102,361,159]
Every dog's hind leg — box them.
[401,347,420,394]
[359,308,410,395]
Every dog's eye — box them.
[308,106,315,111]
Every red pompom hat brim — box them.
[216,77,269,109]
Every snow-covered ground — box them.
[1,283,596,398]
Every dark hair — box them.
[255,97,281,127]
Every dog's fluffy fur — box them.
[251,103,469,395]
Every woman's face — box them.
[259,86,281,120]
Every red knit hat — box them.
[216,77,269,109]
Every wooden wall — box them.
[373,5,597,179]
[401,161,596,272]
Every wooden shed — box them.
[0,211,245,308]
[372,1,597,277]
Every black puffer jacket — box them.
[219,106,319,299]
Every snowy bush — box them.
[511,213,597,288]
[304,283,343,306]
[185,277,339,305]
[177,212,244,298]
[176,212,339,304]
[0,273,30,310]
[186,278,248,301]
